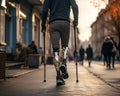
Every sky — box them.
[74,0,107,42]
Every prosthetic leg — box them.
[53,50,65,86]
[53,51,60,71]
[59,47,69,79]
[62,47,69,65]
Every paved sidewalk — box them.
[1,61,120,96]
[83,60,120,90]
[4,60,120,90]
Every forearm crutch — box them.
[43,31,46,82]
[74,25,79,82]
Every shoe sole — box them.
[56,81,65,86]
[57,82,65,86]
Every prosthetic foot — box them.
[56,75,65,86]
[59,47,69,79]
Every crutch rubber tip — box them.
[76,80,79,82]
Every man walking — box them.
[41,0,79,86]
[110,37,117,69]
[86,44,93,67]
[101,37,113,69]
[79,45,85,65]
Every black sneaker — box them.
[59,64,69,79]
[56,76,65,86]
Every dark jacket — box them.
[86,46,93,59]
[79,48,85,58]
[42,0,79,27]
[101,40,113,56]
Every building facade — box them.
[90,0,120,59]
[0,0,80,62]
[0,0,43,55]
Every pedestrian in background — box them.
[41,0,79,86]
[86,44,93,67]
[110,37,117,69]
[79,45,85,65]
[101,37,113,69]
[28,41,38,54]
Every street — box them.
[0,1,120,96]
[0,61,120,96]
